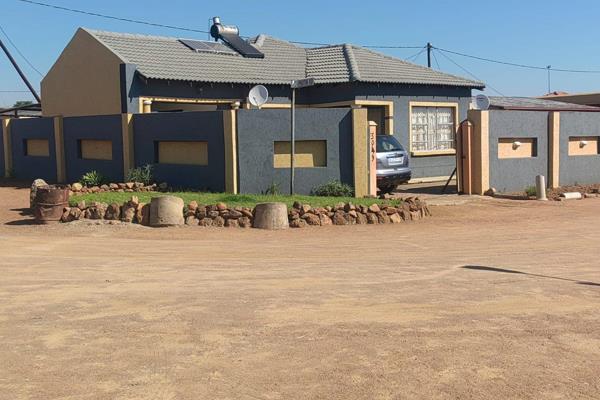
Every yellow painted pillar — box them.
[352,108,369,198]
[548,111,560,188]
[1,118,12,178]
[142,99,152,113]
[53,116,66,182]
[467,110,489,195]
[121,113,134,180]
[223,109,238,193]
[368,121,378,196]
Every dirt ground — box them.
[0,183,599,399]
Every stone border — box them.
[60,197,431,228]
[68,181,168,195]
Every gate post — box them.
[368,121,378,197]
[1,117,12,178]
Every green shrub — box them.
[524,185,537,197]
[80,170,105,187]
[311,180,354,197]
[126,164,154,185]
[263,181,281,196]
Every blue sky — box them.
[2,0,600,106]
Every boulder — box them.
[238,216,252,228]
[216,202,228,211]
[332,211,348,225]
[149,196,184,227]
[368,204,381,213]
[77,200,86,210]
[377,211,391,224]
[188,201,198,212]
[301,213,321,226]
[121,205,136,223]
[30,179,48,209]
[136,203,150,225]
[226,210,243,219]
[185,216,199,225]
[87,202,108,219]
[213,216,225,227]
[252,202,289,230]
[225,218,239,228]
[71,182,83,192]
[319,213,333,226]
[367,213,379,224]
[125,182,135,190]
[290,218,307,228]
[198,218,214,227]
[389,213,403,224]
[355,213,368,225]
[105,203,121,220]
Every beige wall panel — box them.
[41,29,123,117]
[26,139,50,157]
[158,141,208,166]
[273,140,327,168]
[498,138,537,159]
[568,136,599,156]
[81,139,113,160]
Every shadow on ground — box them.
[462,265,600,287]
[395,183,457,195]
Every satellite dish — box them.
[248,85,269,108]
[473,94,490,110]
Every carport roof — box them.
[489,96,600,111]
[84,28,485,89]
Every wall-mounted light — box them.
[512,141,522,150]
[579,140,588,148]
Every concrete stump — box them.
[252,202,289,230]
[149,196,184,227]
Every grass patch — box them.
[70,191,401,208]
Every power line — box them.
[406,46,427,63]
[16,0,209,34]
[434,49,506,97]
[431,49,441,70]
[15,0,422,49]
[434,46,600,74]
[0,24,43,76]
[0,90,31,92]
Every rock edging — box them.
[60,196,431,228]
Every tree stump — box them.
[149,196,184,227]
[252,202,289,230]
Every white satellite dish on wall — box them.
[248,85,269,108]
[472,94,490,110]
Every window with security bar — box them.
[410,106,456,152]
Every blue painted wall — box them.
[10,117,57,182]
[488,111,548,193]
[559,112,600,185]
[63,114,124,183]
[237,108,353,195]
[132,111,225,190]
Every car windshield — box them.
[376,135,404,152]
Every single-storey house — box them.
[539,92,600,108]
[41,24,485,180]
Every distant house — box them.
[539,92,600,108]
[41,24,484,180]
[489,96,600,111]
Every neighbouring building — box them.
[41,23,484,180]
[539,92,600,108]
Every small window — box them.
[24,139,49,157]
[273,140,327,168]
[79,139,112,160]
[498,138,537,159]
[410,106,456,153]
[568,136,599,156]
[155,141,208,165]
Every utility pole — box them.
[427,42,432,68]
[0,38,41,104]
[546,65,552,94]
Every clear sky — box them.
[2,0,600,107]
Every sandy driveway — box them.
[0,184,599,399]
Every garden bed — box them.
[69,191,402,209]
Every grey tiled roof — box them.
[86,28,484,88]
[488,96,600,111]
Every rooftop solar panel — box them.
[219,33,264,59]
[179,39,237,55]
